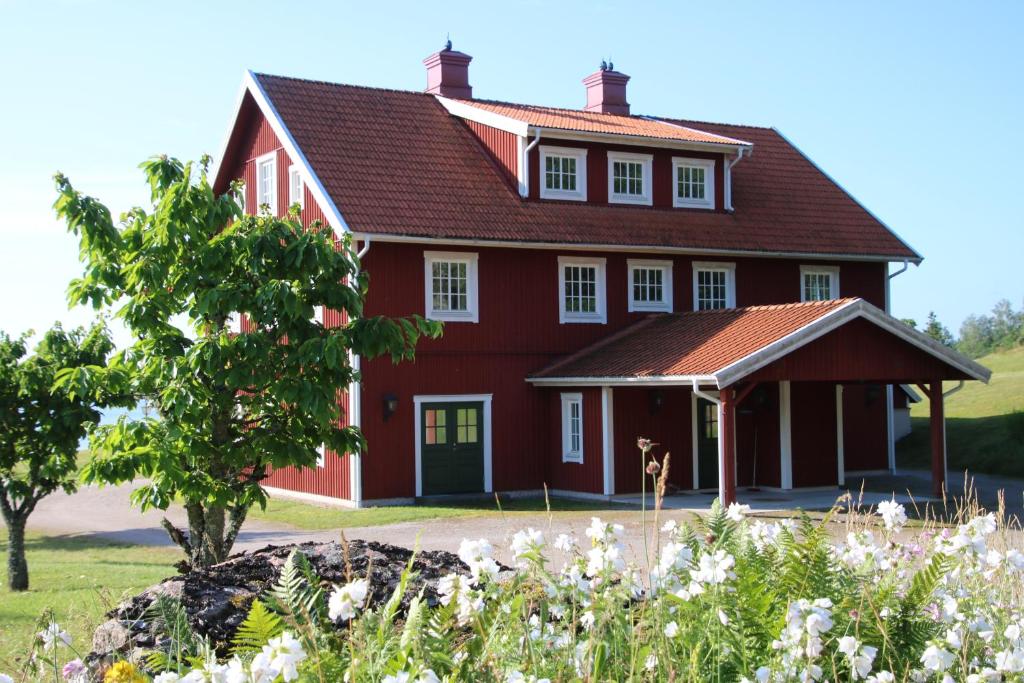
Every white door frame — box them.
[413,394,493,497]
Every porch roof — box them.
[527,298,991,388]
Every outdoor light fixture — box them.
[648,389,664,415]
[383,393,398,421]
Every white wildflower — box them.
[664,621,679,637]
[877,499,907,530]
[328,578,370,621]
[920,644,954,672]
[726,502,752,521]
[38,622,71,651]
[458,538,500,583]
[263,631,307,682]
[553,533,576,552]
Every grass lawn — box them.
[0,528,179,670]
[250,493,631,530]
[898,345,1024,477]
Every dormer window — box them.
[540,146,587,201]
[673,157,715,209]
[607,152,652,205]
[255,152,277,214]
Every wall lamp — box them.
[382,393,398,421]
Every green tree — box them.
[54,156,440,568]
[923,311,954,347]
[0,323,122,590]
[899,318,918,330]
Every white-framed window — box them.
[288,165,304,209]
[235,181,247,213]
[255,152,277,214]
[316,443,326,468]
[540,145,587,201]
[627,259,673,312]
[692,262,736,311]
[607,151,653,205]
[800,266,840,302]
[558,256,607,324]
[561,392,584,463]
[424,251,479,323]
[673,157,716,209]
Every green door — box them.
[696,397,719,490]
[421,401,484,496]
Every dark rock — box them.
[89,539,480,663]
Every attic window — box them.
[608,152,652,205]
[540,146,587,201]
[800,266,840,302]
[255,152,277,214]
[288,165,304,209]
[673,157,715,209]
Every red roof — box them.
[530,299,856,380]
[451,99,751,146]
[245,73,919,261]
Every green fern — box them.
[265,550,326,633]
[231,599,284,654]
[142,594,203,673]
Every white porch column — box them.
[836,384,845,486]
[601,386,615,496]
[779,381,793,490]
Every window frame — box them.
[560,392,584,464]
[692,261,737,311]
[255,151,277,215]
[607,151,653,205]
[627,259,674,313]
[799,265,840,302]
[539,145,588,201]
[288,164,304,210]
[672,156,716,210]
[557,255,607,324]
[423,251,480,323]
[316,443,326,468]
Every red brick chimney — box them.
[582,62,630,115]
[423,42,473,99]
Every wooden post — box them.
[929,380,945,498]
[720,388,737,506]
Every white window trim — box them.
[424,251,479,323]
[607,151,653,205]
[799,265,841,302]
[413,394,493,497]
[558,256,607,324]
[561,392,584,464]
[316,443,326,468]
[288,164,304,209]
[539,145,587,201]
[672,156,716,210]
[692,261,736,310]
[255,151,277,215]
[236,181,247,214]
[627,259,674,313]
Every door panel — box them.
[697,397,719,490]
[421,401,484,495]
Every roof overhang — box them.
[210,71,351,239]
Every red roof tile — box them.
[530,299,856,379]
[249,74,919,261]
[450,99,751,146]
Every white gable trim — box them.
[434,96,530,136]
[211,71,351,238]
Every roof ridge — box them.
[254,72,432,98]
[529,314,664,378]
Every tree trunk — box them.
[175,501,253,569]
[5,515,29,591]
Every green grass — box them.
[250,494,629,530]
[898,345,1024,477]
[0,527,179,670]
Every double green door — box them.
[421,401,484,496]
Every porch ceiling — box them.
[527,298,990,388]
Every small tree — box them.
[923,311,954,347]
[0,323,121,590]
[54,156,440,568]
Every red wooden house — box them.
[212,46,989,507]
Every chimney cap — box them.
[423,46,473,99]
[582,65,630,115]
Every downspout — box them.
[520,128,542,198]
[692,379,726,504]
[349,236,371,506]
[884,260,910,473]
[724,147,748,212]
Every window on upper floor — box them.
[256,152,277,214]
[627,259,673,313]
[693,262,736,310]
[558,256,607,324]
[540,145,587,201]
[561,392,584,464]
[424,251,479,322]
[673,157,716,209]
[800,266,840,302]
[288,165,304,209]
[235,181,247,214]
[607,152,653,205]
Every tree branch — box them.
[161,517,192,556]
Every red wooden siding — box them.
[735,383,782,488]
[790,382,839,487]
[612,387,693,493]
[842,384,889,471]
[464,120,519,191]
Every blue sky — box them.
[1,0,1020,346]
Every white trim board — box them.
[413,394,493,498]
[601,387,615,495]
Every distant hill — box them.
[898,345,1024,477]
